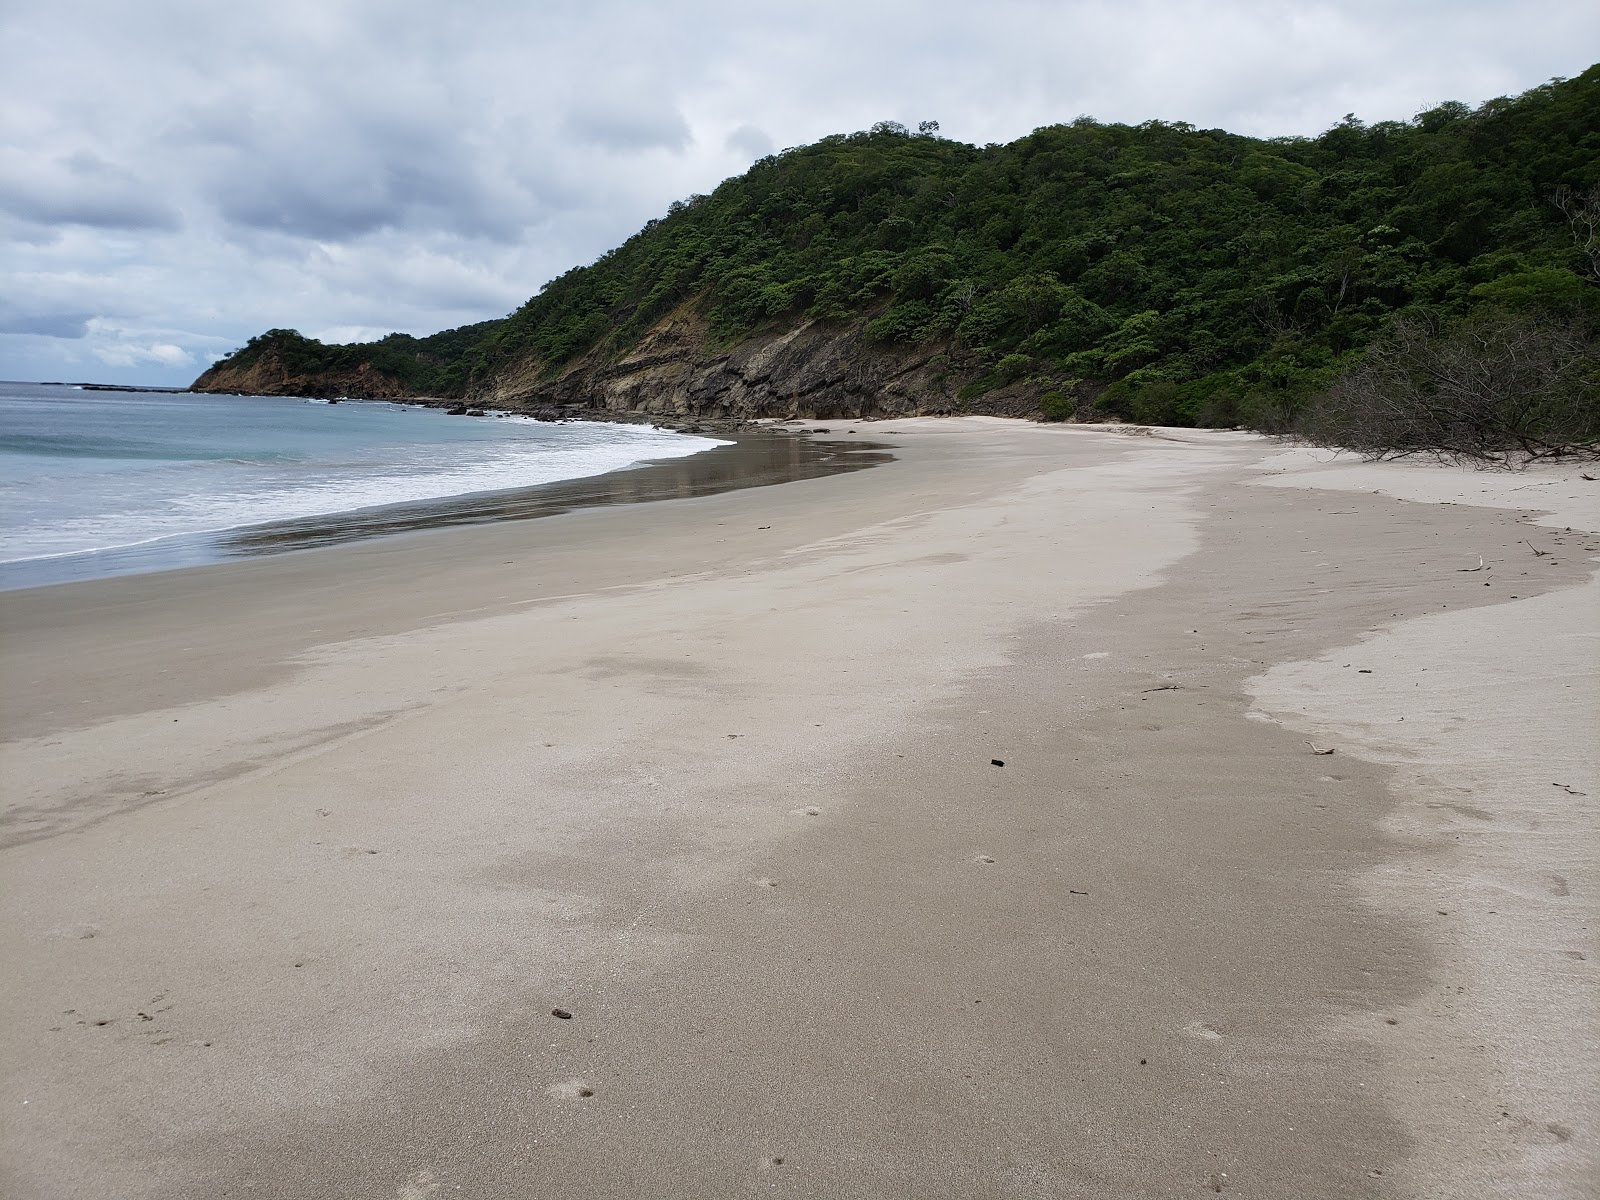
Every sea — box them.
[0,382,728,589]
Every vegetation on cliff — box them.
[206,320,502,397]
[197,66,1600,451]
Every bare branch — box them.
[1297,310,1600,464]
[1553,183,1600,283]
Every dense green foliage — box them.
[212,320,503,394]
[208,68,1600,431]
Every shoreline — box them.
[2,419,1594,1197]
[0,422,887,592]
[1248,449,1600,1194]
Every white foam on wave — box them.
[1,424,728,564]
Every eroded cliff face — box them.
[475,310,1048,420]
[191,354,416,400]
[194,308,1053,421]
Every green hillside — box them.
[199,66,1600,442]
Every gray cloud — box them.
[216,181,395,241]
[0,310,92,338]
[189,99,539,242]
[725,124,775,160]
[2,0,1596,384]
[564,102,693,153]
[0,151,181,231]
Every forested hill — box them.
[194,66,1600,433]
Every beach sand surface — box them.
[1,420,1595,1198]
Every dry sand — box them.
[1,419,1595,1198]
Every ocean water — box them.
[0,382,727,588]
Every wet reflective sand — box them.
[1,432,892,589]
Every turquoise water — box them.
[0,383,725,587]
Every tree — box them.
[195,62,1600,443]
[1553,182,1600,282]
[1299,310,1600,462]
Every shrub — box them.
[1040,391,1076,421]
[995,353,1033,383]
[1297,309,1600,461]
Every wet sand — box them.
[0,426,888,590]
[1,420,1595,1198]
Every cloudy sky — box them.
[3,0,1595,385]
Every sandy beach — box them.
[1,419,1595,1198]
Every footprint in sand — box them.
[549,1078,596,1100]
[788,806,821,818]
[48,922,99,941]
[396,1169,440,1199]
[1182,1021,1223,1041]
[1502,1113,1575,1146]
[1082,652,1111,660]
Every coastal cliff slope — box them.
[192,354,425,402]
[194,66,1600,430]
[457,307,1047,421]
[194,309,1046,420]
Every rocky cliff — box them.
[192,353,418,401]
[193,308,1059,422]
[477,309,994,419]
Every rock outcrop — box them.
[193,307,1060,421]
[474,309,977,420]
[192,355,420,401]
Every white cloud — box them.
[311,325,400,345]
[91,340,193,368]
[1,0,1596,384]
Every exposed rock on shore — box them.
[192,355,422,402]
[190,310,1061,423]
[485,310,1047,421]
